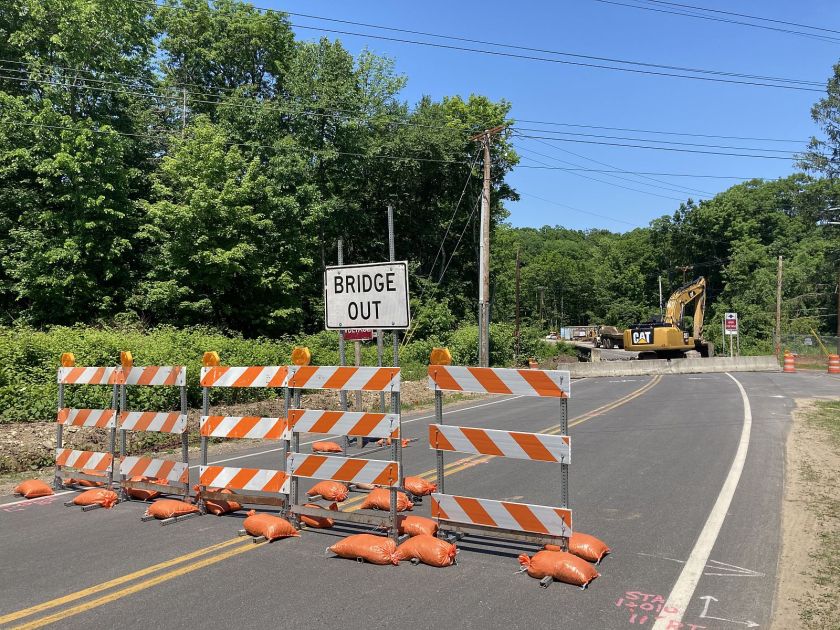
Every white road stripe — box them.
[652,373,752,629]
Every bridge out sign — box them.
[324,261,410,330]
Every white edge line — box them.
[652,372,752,628]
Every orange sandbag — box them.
[73,488,119,509]
[569,532,611,563]
[243,510,299,540]
[329,534,398,565]
[126,476,161,501]
[518,550,600,587]
[312,441,343,453]
[307,481,349,502]
[144,498,200,519]
[14,479,53,499]
[395,534,457,567]
[403,476,437,496]
[202,488,242,516]
[69,470,107,487]
[300,502,338,529]
[398,515,438,537]
[361,488,413,512]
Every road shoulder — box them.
[772,398,840,630]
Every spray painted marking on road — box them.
[636,553,765,578]
[652,373,752,629]
[697,596,759,627]
[614,592,690,627]
[1,491,74,511]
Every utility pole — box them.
[775,256,783,357]
[181,87,187,137]
[515,246,521,362]
[471,125,505,367]
[658,275,664,318]
[538,286,547,328]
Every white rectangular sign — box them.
[324,261,410,330]
[724,312,738,336]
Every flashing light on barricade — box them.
[429,347,452,366]
[60,353,76,367]
[202,351,220,367]
[292,346,312,366]
[120,351,133,369]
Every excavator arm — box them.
[664,277,707,338]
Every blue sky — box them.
[267,1,839,232]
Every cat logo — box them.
[632,330,652,344]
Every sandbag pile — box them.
[403,476,436,497]
[300,503,338,529]
[518,550,600,587]
[307,481,349,502]
[14,479,53,499]
[397,515,438,537]
[144,498,200,519]
[360,488,413,512]
[243,510,299,541]
[394,535,457,567]
[544,533,610,564]
[329,534,398,565]
[73,488,119,509]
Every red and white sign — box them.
[342,328,374,341]
[724,312,738,336]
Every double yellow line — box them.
[344,375,662,512]
[3,375,661,627]
[1,537,262,629]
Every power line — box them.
[129,0,824,92]
[641,0,840,35]
[515,133,808,160]
[590,0,840,44]
[514,118,807,144]
[514,127,803,154]
[517,135,715,196]
[516,145,692,201]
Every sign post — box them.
[724,312,738,357]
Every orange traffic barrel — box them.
[783,353,796,373]
[829,354,840,374]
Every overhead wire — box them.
[128,0,824,92]
[589,0,840,44]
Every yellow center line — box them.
[0,537,244,625]
[341,375,662,511]
[13,540,260,630]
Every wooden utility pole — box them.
[471,125,505,367]
[515,246,521,361]
[836,270,840,354]
[538,286,547,328]
[775,255,783,357]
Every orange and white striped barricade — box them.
[286,365,404,539]
[55,355,120,505]
[427,363,573,550]
[117,354,191,515]
[198,354,290,511]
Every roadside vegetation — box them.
[774,400,840,630]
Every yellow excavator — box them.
[623,277,713,358]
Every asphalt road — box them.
[1,371,837,630]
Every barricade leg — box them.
[119,383,127,499]
[435,390,445,496]
[199,384,209,512]
[108,384,118,490]
[54,383,65,490]
[560,397,569,551]
[180,384,189,499]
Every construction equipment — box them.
[623,277,713,358]
[594,326,624,349]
